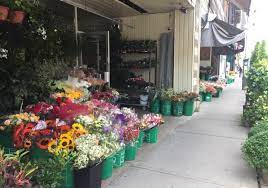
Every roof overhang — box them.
[61,0,141,18]
[129,0,196,14]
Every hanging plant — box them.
[0,5,9,22]
[7,0,39,24]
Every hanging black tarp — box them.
[201,14,245,48]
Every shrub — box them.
[242,131,268,169]
[248,120,268,137]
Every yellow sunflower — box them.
[47,140,58,154]
[59,138,71,149]
[72,123,84,131]
[73,129,88,139]
[60,133,72,140]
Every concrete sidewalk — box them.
[104,79,257,188]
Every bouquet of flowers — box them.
[2,113,39,128]
[74,134,109,169]
[25,102,53,118]
[90,99,118,113]
[123,126,139,144]
[205,85,217,94]
[140,114,164,130]
[170,92,186,102]
[47,123,88,156]
[52,102,89,123]
[182,92,199,100]
[121,108,140,127]
[199,82,206,93]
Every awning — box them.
[201,14,245,48]
[230,0,251,15]
[129,0,195,14]
[61,0,140,18]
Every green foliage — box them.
[0,149,38,187]
[242,131,268,169]
[248,120,268,137]
[244,41,268,124]
[160,89,174,101]
[0,1,76,113]
[250,41,268,65]
[32,154,75,188]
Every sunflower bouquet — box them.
[47,123,88,155]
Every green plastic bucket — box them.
[215,88,222,98]
[63,163,74,188]
[101,155,114,180]
[202,92,206,101]
[205,93,212,102]
[125,143,137,161]
[150,99,160,114]
[161,100,172,116]
[205,74,210,81]
[113,148,125,168]
[144,127,159,144]
[137,131,145,148]
[172,102,184,116]
[200,73,206,80]
[0,131,13,148]
[30,147,53,160]
[183,100,194,116]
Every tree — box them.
[250,41,268,66]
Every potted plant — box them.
[123,127,139,161]
[73,134,106,188]
[242,131,268,184]
[150,91,160,114]
[140,114,164,145]
[160,89,174,116]
[8,0,38,24]
[204,85,216,102]
[171,93,186,117]
[182,92,199,116]
[199,82,207,101]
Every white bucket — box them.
[140,95,149,106]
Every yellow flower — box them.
[59,138,71,149]
[47,140,58,154]
[55,145,63,156]
[68,143,75,151]
[73,129,88,139]
[72,123,84,131]
[60,133,72,140]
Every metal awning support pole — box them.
[106,31,110,87]
[74,6,79,67]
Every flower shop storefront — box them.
[0,1,182,188]
[0,0,228,187]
